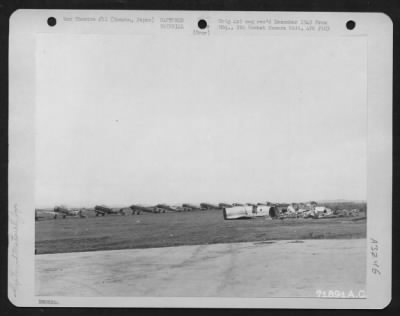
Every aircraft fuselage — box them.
[94,205,124,216]
[200,203,221,210]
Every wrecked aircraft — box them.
[223,205,280,220]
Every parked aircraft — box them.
[94,205,125,216]
[182,203,204,211]
[35,209,47,221]
[36,206,86,219]
[223,205,280,220]
[156,204,182,212]
[219,203,233,208]
[200,203,222,210]
[130,204,165,214]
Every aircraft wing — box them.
[36,210,58,216]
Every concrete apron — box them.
[36,239,366,297]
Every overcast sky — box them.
[35,34,367,207]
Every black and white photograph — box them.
[8,10,392,308]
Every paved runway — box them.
[36,239,366,297]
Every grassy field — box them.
[35,209,366,254]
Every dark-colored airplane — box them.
[130,204,165,214]
[36,206,86,219]
[94,205,125,216]
[156,204,182,212]
[182,203,204,211]
[200,203,222,210]
[219,203,233,208]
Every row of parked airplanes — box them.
[35,202,271,220]
[35,202,361,221]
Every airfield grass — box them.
[35,209,366,254]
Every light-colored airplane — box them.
[200,203,222,210]
[223,204,280,220]
[36,206,86,220]
[313,206,334,218]
[94,205,125,216]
